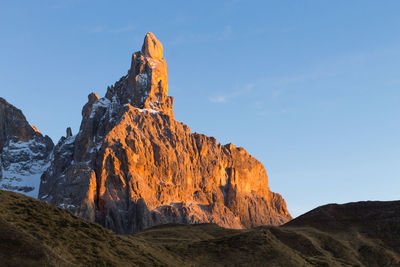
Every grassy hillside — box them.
[1,189,399,266]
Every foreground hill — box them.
[39,32,291,234]
[1,190,400,266]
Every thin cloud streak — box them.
[209,96,227,103]
[208,83,254,104]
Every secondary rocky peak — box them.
[141,32,163,60]
[66,127,72,138]
[88,92,100,103]
[0,98,51,150]
[0,98,30,148]
[82,92,99,118]
[0,98,53,197]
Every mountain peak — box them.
[39,32,291,234]
[105,32,172,116]
[141,32,163,60]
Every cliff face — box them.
[0,98,53,197]
[39,32,291,233]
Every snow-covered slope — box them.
[0,139,51,197]
[0,98,53,197]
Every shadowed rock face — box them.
[0,98,53,197]
[39,32,291,234]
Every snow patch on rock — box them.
[0,139,51,198]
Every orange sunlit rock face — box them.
[141,32,164,60]
[39,32,291,234]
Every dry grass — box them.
[1,190,400,266]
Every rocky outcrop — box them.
[0,98,53,197]
[105,32,172,117]
[141,32,163,60]
[39,32,291,233]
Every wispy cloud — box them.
[209,83,254,104]
[218,25,232,41]
[265,72,328,88]
[91,26,104,33]
[209,96,227,103]
[208,55,337,105]
[209,45,400,116]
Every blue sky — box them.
[1,1,399,217]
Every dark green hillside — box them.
[1,189,400,266]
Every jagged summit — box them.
[105,32,172,116]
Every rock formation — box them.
[39,32,291,233]
[0,98,53,197]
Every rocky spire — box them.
[141,32,164,60]
[106,32,173,117]
[66,127,72,138]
